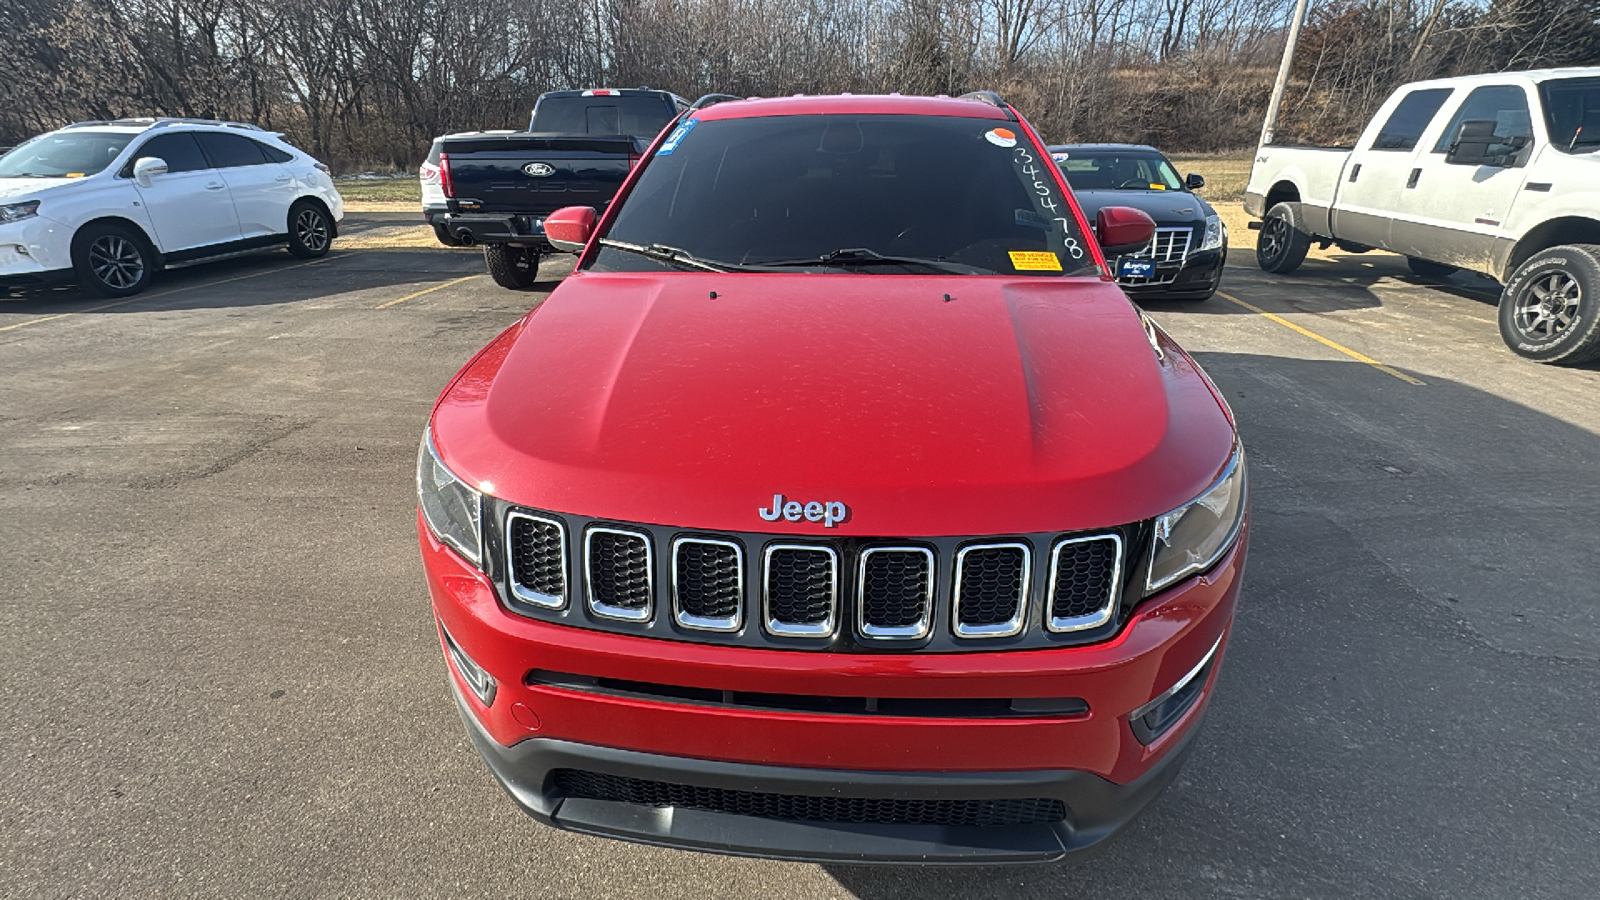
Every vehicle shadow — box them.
[822,352,1600,899]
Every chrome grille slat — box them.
[1120,226,1193,286]
[672,537,744,632]
[764,545,838,637]
[953,542,1031,637]
[585,527,653,621]
[506,512,567,609]
[1046,535,1123,633]
[857,547,935,640]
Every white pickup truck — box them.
[1244,68,1600,364]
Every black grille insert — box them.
[507,513,566,608]
[1047,536,1121,631]
[552,769,1068,827]
[954,544,1030,636]
[586,528,653,620]
[858,547,934,638]
[673,538,743,629]
[764,546,837,636]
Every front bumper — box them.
[1,215,73,286]
[1117,246,1226,299]
[423,514,1244,861]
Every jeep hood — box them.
[432,272,1235,536]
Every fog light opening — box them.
[440,623,497,707]
[1130,635,1222,745]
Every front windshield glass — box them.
[0,132,134,178]
[1052,150,1183,191]
[590,114,1097,276]
[1539,77,1600,153]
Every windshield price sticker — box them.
[1010,251,1063,271]
[985,127,1018,148]
[656,119,698,156]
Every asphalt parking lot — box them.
[2,216,1597,899]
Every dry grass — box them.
[334,176,421,204]
[1169,153,1254,203]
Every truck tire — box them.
[432,223,462,247]
[72,221,157,297]
[1498,244,1600,365]
[484,244,540,290]
[1256,202,1310,274]
[1407,257,1457,279]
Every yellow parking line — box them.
[374,274,481,309]
[1217,291,1425,386]
[0,253,347,335]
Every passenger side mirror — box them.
[544,205,597,253]
[1095,206,1157,257]
[1446,120,1528,167]
[1185,173,1206,190]
[132,156,168,187]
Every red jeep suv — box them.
[417,92,1247,864]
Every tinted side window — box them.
[1372,88,1452,151]
[198,132,268,168]
[1432,85,1533,152]
[130,133,209,174]
[256,141,293,164]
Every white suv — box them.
[0,118,344,297]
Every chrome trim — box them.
[856,546,935,640]
[1045,534,1124,633]
[952,542,1032,638]
[584,526,654,621]
[762,543,838,638]
[671,536,744,632]
[1129,634,1223,723]
[504,511,567,610]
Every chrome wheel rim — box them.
[295,209,329,251]
[1514,271,1581,342]
[89,235,144,289]
[1260,217,1286,260]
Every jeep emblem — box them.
[523,162,555,177]
[759,494,849,528]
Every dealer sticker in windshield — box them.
[1009,250,1062,271]
[985,128,1018,148]
[656,119,698,156]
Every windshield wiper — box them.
[753,248,982,274]
[595,238,743,273]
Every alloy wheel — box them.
[1259,217,1285,261]
[1513,271,1581,342]
[88,235,144,289]
[296,209,330,252]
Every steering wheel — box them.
[1117,178,1149,189]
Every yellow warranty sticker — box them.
[1009,250,1062,271]
[1149,183,1166,190]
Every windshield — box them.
[0,132,134,178]
[1052,150,1183,191]
[532,96,675,138]
[591,114,1097,277]
[1539,77,1600,153]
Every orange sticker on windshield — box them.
[1149,183,1166,190]
[1009,251,1062,271]
[985,128,1018,148]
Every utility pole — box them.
[1259,0,1312,149]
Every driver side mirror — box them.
[132,156,168,187]
[544,205,597,253]
[1185,173,1206,190]
[1095,206,1156,257]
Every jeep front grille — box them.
[857,547,934,639]
[585,527,653,621]
[672,537,743,631]
[764,545,838,636]
[953,543,1031,637]
[507,513,566,609]
[1046,535,1123,632]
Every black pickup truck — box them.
[423,88,688,288]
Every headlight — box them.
[1198,214,1224,251]
[418,429,483,566]
[1145,446,1246,594]
[0,201,40,224]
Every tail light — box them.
[419,161,439,185]
[628,152,641,171]
[313,162,331,174]
[439,152,455,198]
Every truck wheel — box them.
[1256,202,1310,274]
[1407,257,1458,279]
[432,223,462,247]
[1498,244,1600,365]
[72,222,157,297]
[287,200,333,258]
[484,244,540,289]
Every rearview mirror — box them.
[1185,173,1206,190]
[132,156,168,187]
[1095,206,1156,257]
[544,205,597,253]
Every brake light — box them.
[439,152,454,198]
[628,153,641,171]
[582,89,620,97]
